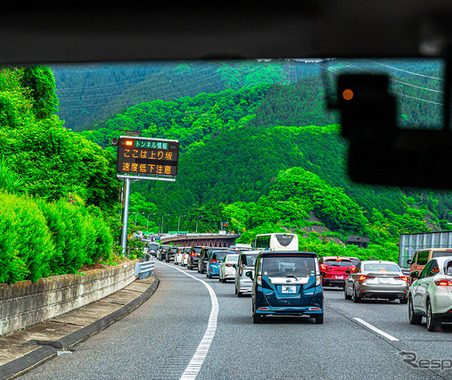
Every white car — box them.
[174,247,184,265]
[181,247,191,267]
[219,254,239,283]
[408,257,452,331]
[235,250,260,296]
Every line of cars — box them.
[151,242,452,331]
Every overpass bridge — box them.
[160,233,239,247]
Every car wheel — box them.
[400,297,408,304]
[426,300,441,332]
[344,286,351,300]
[408,296,422,325]
[315,313,324,324]
[352,287,361,303]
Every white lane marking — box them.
[353,317,399,341]
[157,262,219,380]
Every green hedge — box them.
[0,191,113,283]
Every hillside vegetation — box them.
[74,59,452,263]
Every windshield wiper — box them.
[285,274,300,281]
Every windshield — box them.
[262,256,316,277]
[363,263,401,272]
[243,254,258,267]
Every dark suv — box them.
[198,247,228,273]
[248,251,324,324]
[165,246,177,262]
[158,245,171,261]
[187,246,204,270]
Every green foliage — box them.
[0,191,53,283]
[0,66,118,283]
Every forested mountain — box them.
[51,60,321,131]
[71,58,451,262]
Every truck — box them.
[399,231,452,268]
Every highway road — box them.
[19,261,452,380]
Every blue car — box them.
[206,250,232,278]
[248,251,324,324]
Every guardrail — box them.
[135,260,155,280]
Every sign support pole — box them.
[120,177,131,255]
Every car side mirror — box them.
[245,271,253,280]
[407,259,412,265]
[345,269,351,274]
[232,264,237,269]
[410,271,419,279]
[320,271,326,277]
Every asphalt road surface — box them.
[19,260,452,380]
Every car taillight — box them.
[435,280,452,286]
[320,264,326,271]
[358,275,374,281]
[191,253,196,256]
[349,266,355,273]
[225,264,233,267]
[395,276,408,282]
[210,259,217,263]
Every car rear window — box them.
[324,259,352,267]
[212,252,229,261]
[444,260,452,276]
[226,254,239,263]
[262,256,316,277]
[363,263,400,272]
[243,254,258,267]
[432,251,452,259]
[275,234,295,247]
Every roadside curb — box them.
[0,277,160,380]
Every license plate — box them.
[379,278,391,284]
[336,275,344,279]
[281,286,296,294]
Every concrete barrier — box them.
[0,261,137,337]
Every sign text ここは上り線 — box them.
[116,137,179,177]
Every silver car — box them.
[408,257,452,331]
[344,260,409,303]
[235,250,260,297]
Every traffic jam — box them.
[151,233,452,331]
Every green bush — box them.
[0,191,53,283]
